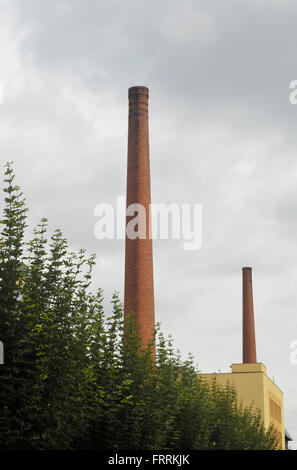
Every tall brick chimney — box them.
[242,267,257,363]
[124,86,155,351]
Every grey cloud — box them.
[0,0,296,447]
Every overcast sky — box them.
[0,0,297,448]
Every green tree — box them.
[0,163,278,450]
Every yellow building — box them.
[199,268,286,449]
[200,362,285,449]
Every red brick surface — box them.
[124,86,155,351]
[242,267,257,363]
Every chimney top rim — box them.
[128,86,149,97]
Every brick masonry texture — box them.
[242,267,257,363]
[124,86,155,351]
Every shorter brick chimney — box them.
[242,267,257,363]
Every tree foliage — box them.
[0,163,278,450]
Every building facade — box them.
[200,363,285,449]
